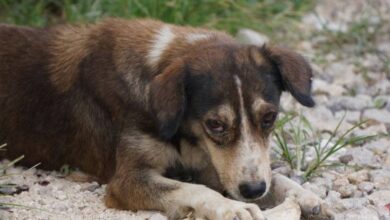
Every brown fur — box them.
[0,18,314,219]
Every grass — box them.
[0,0,314,40]
[273,112,378,180]
[0,144,24,209]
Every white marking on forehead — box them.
[233,75,251,144]
[234,75,270,186]
[186,33,211,43]
[147,26,175,68]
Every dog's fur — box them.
[0,18,314,219]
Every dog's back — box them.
[0,25,55,165]
[0,23,117,181]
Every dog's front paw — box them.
[194,197,265,220]
[287,188,324,216]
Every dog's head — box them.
[150,44,314,201]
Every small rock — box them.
[290,174,305,185]
[38,180,50,186]
[312,176,334,190]
[358,182,374,193]
[352,123,388,137]
[338,184,357,198]
[368,190,390,207]
[363,109,390,125]
[303,106,352,132]
[335,111,361,123]
[334,206,380,220]
[347,170,370,184]
[236,29,269,45]
[0,186,16,195]
[339,154,353,164]
[333,178,357,198]
[81,182,100,192]
[302,182,327,199]
[328,95,372,112]
[325,190,341,204]
[55,192,67,201]
[346,147,382,168]
[364,139,390,155]
[312,79,346,96]
[370,170,390,190]
[331,197,370,212]
[384,153,390,169]
[149,213,168,220]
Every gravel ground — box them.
[1,0,390,219]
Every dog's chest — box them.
[163,140,209,183]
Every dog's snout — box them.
[239,181,266,199]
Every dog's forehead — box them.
[186,45,280,118]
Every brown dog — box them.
[0,18,315,219]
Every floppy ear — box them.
[150,59,187,140]
[263,46,315,107]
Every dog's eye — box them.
[205,119,226,134]
[261,112,277,129]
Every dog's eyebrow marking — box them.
[186,33,211,43]
[252,98,266,112]
[147,25,175,68]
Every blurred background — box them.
[0,0,313,42]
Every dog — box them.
[0,18,315,219]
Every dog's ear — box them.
[263,46,315,107]
[150,59,187,140]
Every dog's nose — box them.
[239,181,267,199]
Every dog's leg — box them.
[106,170,265,220]
[105,135,265,220]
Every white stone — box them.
[358,181,374,193]
[368,190,390,207]
[312,78,346,96]
[363,109,390,125]
[370,170,390,190]
[346,147,382,169]
[236,29,269,45]
[334,206,380,220]
[302,182,327,199]
[327,95,372,111]
[347,170,370,184]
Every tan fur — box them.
[49,25,93,92]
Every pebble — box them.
[363,109,390,125]
[332,178,357,198]
[368,190,390,207]
[347,170,370,184]
[339,154,353,164]
[332,197,370,212]
[312,79,346,96]
[333,206,380,220]
[364,139,390,155]
[335,110,361,123]
[346,147,382,168]
[236,28,269,45]
[358,181,375,193]
[327,95,372,111]
[302,182,328,199]
[370,170,390,190]
[81,182,100,192]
